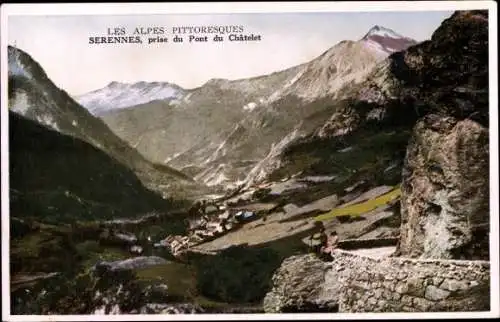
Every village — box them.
[103,174,403,265]
[153,199,260,258]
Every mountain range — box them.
[76,25,417,189]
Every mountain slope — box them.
[9,111,188,223]
[97,26,417,189]
[264,28,416,104]
[7,46,206,198]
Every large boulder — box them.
[262,254,340,313]
[398,115,489,260]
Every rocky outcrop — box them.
[315,104,361,138]
[263,250,490,313]
[398,115,489,259]
[395,11,489,126]
[263,254,339,313]
[396,10,489,260]
[93,256,167,272]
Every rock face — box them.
[396,10,489,260]
[263,251,490,313]
[263,254,339,313]
[399,115,489,259]
[395,11,489,125]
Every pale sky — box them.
[8,11,453,96]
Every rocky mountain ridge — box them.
[94,25,418,189]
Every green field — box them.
[135,261,240,310]
[314,186,401,221]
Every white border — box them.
[0,1,496,14]
[1,1,498,321]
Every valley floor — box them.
[10,174,402,314]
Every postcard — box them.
[1,1,498,321]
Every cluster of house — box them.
[153,206,257,257]
[108,201,259,258]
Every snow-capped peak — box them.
[362,25,405,40]
[360,25,417,57]
[76,81,186,116]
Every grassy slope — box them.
[314,186,401,221]
[254,125,410,210]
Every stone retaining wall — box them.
[333,250,490,312]
[263,251,491,313]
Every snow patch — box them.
[9,91,31,115]
[202,140,227,165]
[364,26,405,40]
[283,69,306,90]
[243,102,257,111]
[164,152,182,163]
[183,92,192,103]
[263,68,308,104]
[338,146,354,153]
[37,114,60,131]
[169,99,181,106]
[77,82,186,115]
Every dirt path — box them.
[346,246,396,258]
